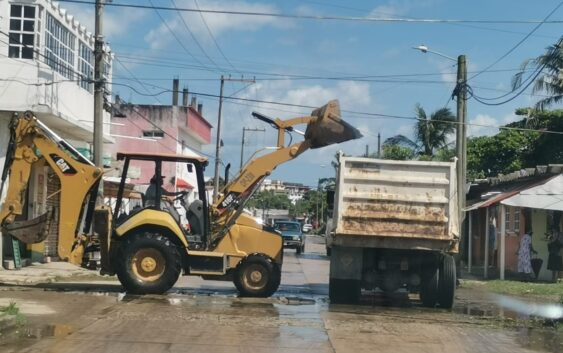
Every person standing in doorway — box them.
[547,228,563,282]
[488,216,497,267]
[516,230,537,280]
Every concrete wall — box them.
[0,0,112,138]
[531,209,550,281]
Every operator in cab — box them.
[145,175,184,207]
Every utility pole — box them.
[456,55,467,228]
[377,133,381,158]
[213,75,225,203]
[213,76,256,202]
[94,0,105,204]
[365,144,369,157]
[240,127,265,170]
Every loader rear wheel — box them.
[438,254,456,309]
[116,233,182,294]
[234,255,281,297]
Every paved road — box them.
[0,236,558,353]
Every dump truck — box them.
[0,100,361,296]
[326,155,459,307]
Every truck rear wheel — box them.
[438,254,456,309]
[234,255,281,297]
[329,278,360,304]
[420,265,439,307]
[116,233,182,294]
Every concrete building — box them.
[0,0,113,266]
[260,179,311,204]
[107,85,212,226]
[465,165,563,281]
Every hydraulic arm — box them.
[210,100,362,243]
[0,112,103,264]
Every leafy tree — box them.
[246,190,291,210]
[381,145,415,160]
[513,36,563,110]
[383,104,456,160]
[511,108,563,165]
[467,129,538,179]
[467,108,563,179]
[414,104,456,157]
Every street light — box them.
[412,44,457,62]
[412,44,467,257]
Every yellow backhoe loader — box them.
[0,100,361,296]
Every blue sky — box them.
[62,0,563,188]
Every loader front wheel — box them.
[234,255,281,297]
[116,233,182,294]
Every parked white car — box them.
[302,223,313,233]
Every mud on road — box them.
[0,236,561,353]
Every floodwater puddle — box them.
[24,323,74,339]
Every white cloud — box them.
[144,0,288,50]
[213,80,377,172]
[59,4,147,40]
[468,114,499,136]
[369,0,441,18]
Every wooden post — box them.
[500,204,506,280]
[468,210,473,273]
[484,207,489,279]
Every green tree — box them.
[247,190,291,210]
[467,108,563,179]
[383,104,456,160]
[513,36,563,110]
[381,145,415,160]
[467,129,537,179]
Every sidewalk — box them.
[0,262,93,285]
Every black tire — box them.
[296,245,302,254]
[234,255,281,297]
[326,246,332,256]
[420,264,439,308]
[438,254,456,309]
[116,232,182,294]
[329,277,361,304]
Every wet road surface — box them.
[1,236,561,353]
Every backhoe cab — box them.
[0,100,361,296]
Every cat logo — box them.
[49,154,77,175]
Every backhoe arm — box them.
[0,112,103,263]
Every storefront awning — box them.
[176,178,194,190]
[501,175,563,211]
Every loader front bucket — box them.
[305,100,362,148]
[2,209,52,244]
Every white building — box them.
[260,179,311,204]
[0,0,113,266]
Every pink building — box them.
[108,86,212,198]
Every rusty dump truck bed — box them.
[332,156,459,251]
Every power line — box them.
[168,0,223,71]
[192,0,240,74]
[146,0,215,72]
[106,82,563,136]
[468,1,563,81]
[54,0,563,24]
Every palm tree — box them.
[384,104,456,158]
[513,36,563,110]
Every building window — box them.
[513,207,520,234]
[78,41,93,92]
[44,13,76,79]
[142,130,164,139]
[8,4,36,59]
[505,206,511,233]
